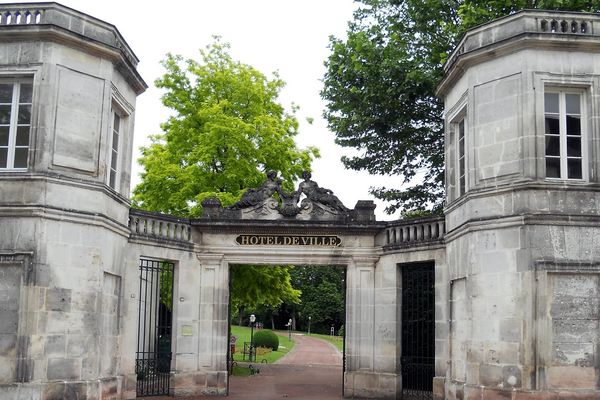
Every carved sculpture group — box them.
[229,170,349,217]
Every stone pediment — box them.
[200,171,376,223]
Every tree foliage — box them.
[231,265,301,311]
[133,39,318,217]
[323,0,600,214]
[290,266,345,334]
[133,40,313,312]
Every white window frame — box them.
[0,79,32,170]
[543,87,588,181]
[108,85,134,192]
[456,117,466,196]
[108,108,125,191]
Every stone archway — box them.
[187,172,390,397]
[127,172,445,399]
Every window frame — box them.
[456,117,466,196]
[448,103,468,200]
[0,78,33,171]
[107,86,133,193]
[108,109,122,190]
[543,87,588,181]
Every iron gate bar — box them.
[401,262,434,400]
[136,259,174,397]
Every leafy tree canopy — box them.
[133,39,314,311]
[322,0,600,214]
[133,38,318,217]
[290,266,345,333]
[231,265,301,311]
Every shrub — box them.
[253,330,279,351]
[338,325,344,337]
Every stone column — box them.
[345,257,380,398]
[195,254,228,395]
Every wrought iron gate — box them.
[136,259,174,397]
[401,262,434,399]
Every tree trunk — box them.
[238,306,244,326]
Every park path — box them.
[225,333,343,399]
[276,332,342,366]
[146,333,344,399]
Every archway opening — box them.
[227,264,347,399]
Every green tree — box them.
[231,265,301,325]
[322,0,600,214]
[133,40,313,314]
[290,266,345,334]
[134,39,318,216]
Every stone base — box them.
[433,376,446,400]
[344,371,399,399]
[446,381,600,400]
[171,370,227,397]
[0,376,131,400]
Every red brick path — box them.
[146,333,344,399]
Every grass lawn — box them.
[306,333,344,352]
[230,325,295,364]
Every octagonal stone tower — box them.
[438,10,600,399]
[0,3,146,399]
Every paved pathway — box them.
[276,333,342,366]
[146,333,344,399]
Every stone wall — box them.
[0,3,144,399]
[439,10,600,399]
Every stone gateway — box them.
[1,3,600,400]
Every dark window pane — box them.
[0,105,11,124]
[111,150,118,167]
[545,115,559,135]
[113,114,120,131]
[112,132,119,151]
[546,157,561,178]
[109,170,116,188]
[545,93,559,113]
[0,126,8,146]
[459,175,465,194]
[0,84,13,103]
[566,94,580,114]
[19,84,32,103]
[566,115,581,135]
[567,137,581,157]
[459,138,464,158]
[0,148,7,168]
[17,105,31,124]
[15,126,29,146]
[545,135,560,156]
[13,148,28,168]
[567,159,582,179]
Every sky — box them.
[28,0,405,220]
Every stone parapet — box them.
[0,2,146,94]
[378,216,445,249]
[128,208,192,248]
[438,10,600,96]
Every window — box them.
[457,118,466,196]
[109,111,121,189]
[0,81,32,169]
[544,90,585,180]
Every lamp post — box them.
[288,318,292,340]
[308,316,311,335]
[250,314,256,362]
